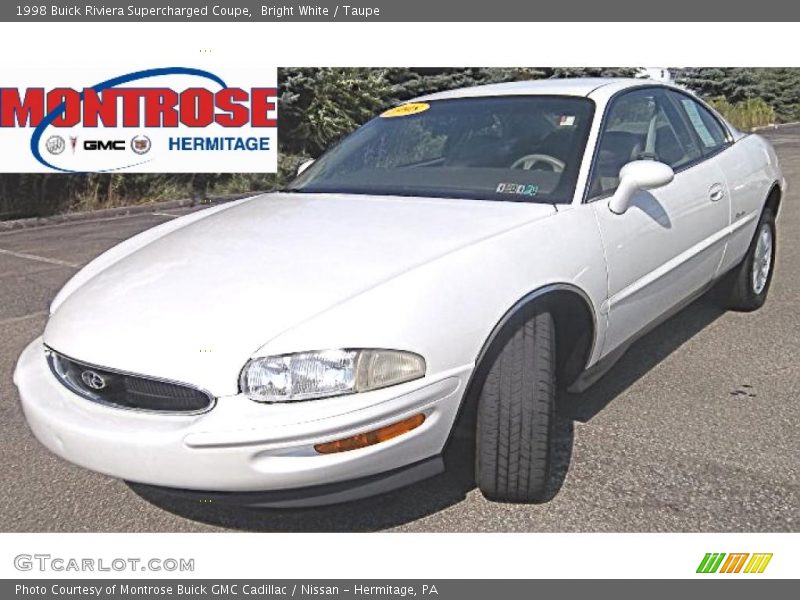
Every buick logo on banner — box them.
[0,65,278,173]
[45,135,65,155]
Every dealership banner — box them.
[0,66,278,173]
[3,0,800,21]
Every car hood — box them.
[44,192,556,395]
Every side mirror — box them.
[296,158,315,176]
[608,160,674,215]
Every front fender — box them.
[253,206,608,378]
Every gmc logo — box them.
[84,139,125,151]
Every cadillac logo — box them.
[131,134,151,155]
[80,370,107,390]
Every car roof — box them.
[413,78,678,103]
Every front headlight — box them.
[240,349,426,403]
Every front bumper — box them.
[131,456,445,508]
[14,338,470,499]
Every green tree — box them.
[678,67,800,123]
[279,67,391,156]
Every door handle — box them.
[709,183,725,202]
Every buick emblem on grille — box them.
[80,370,107,390]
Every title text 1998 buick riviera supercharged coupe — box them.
[15,79,784,505]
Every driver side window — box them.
[588,88,702,199]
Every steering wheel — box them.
[510,153,565,173]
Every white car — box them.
[15,78,784,506]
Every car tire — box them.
[475,310,555,503]
[718,208,776,312]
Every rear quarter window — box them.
[675,94,729,153]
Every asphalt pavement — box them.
[1,128,799,532]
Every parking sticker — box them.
[496,182,539,196]
[381,102,430,118]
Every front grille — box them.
[46,348,214,414]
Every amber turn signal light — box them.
[314,413,426,454]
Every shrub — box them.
[708,96,776,131]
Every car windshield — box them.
[286,95,595,203]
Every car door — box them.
[669,90,743,275]
[589,87,730,355]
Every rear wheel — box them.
[475,310,555,503]
[718,209,776,311]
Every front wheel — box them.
[475,310,555,503]
[718,209,776,311]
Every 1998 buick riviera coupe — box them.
[15,79,783,505]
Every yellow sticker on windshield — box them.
[381,102,430,118]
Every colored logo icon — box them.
[697,553,773,574]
